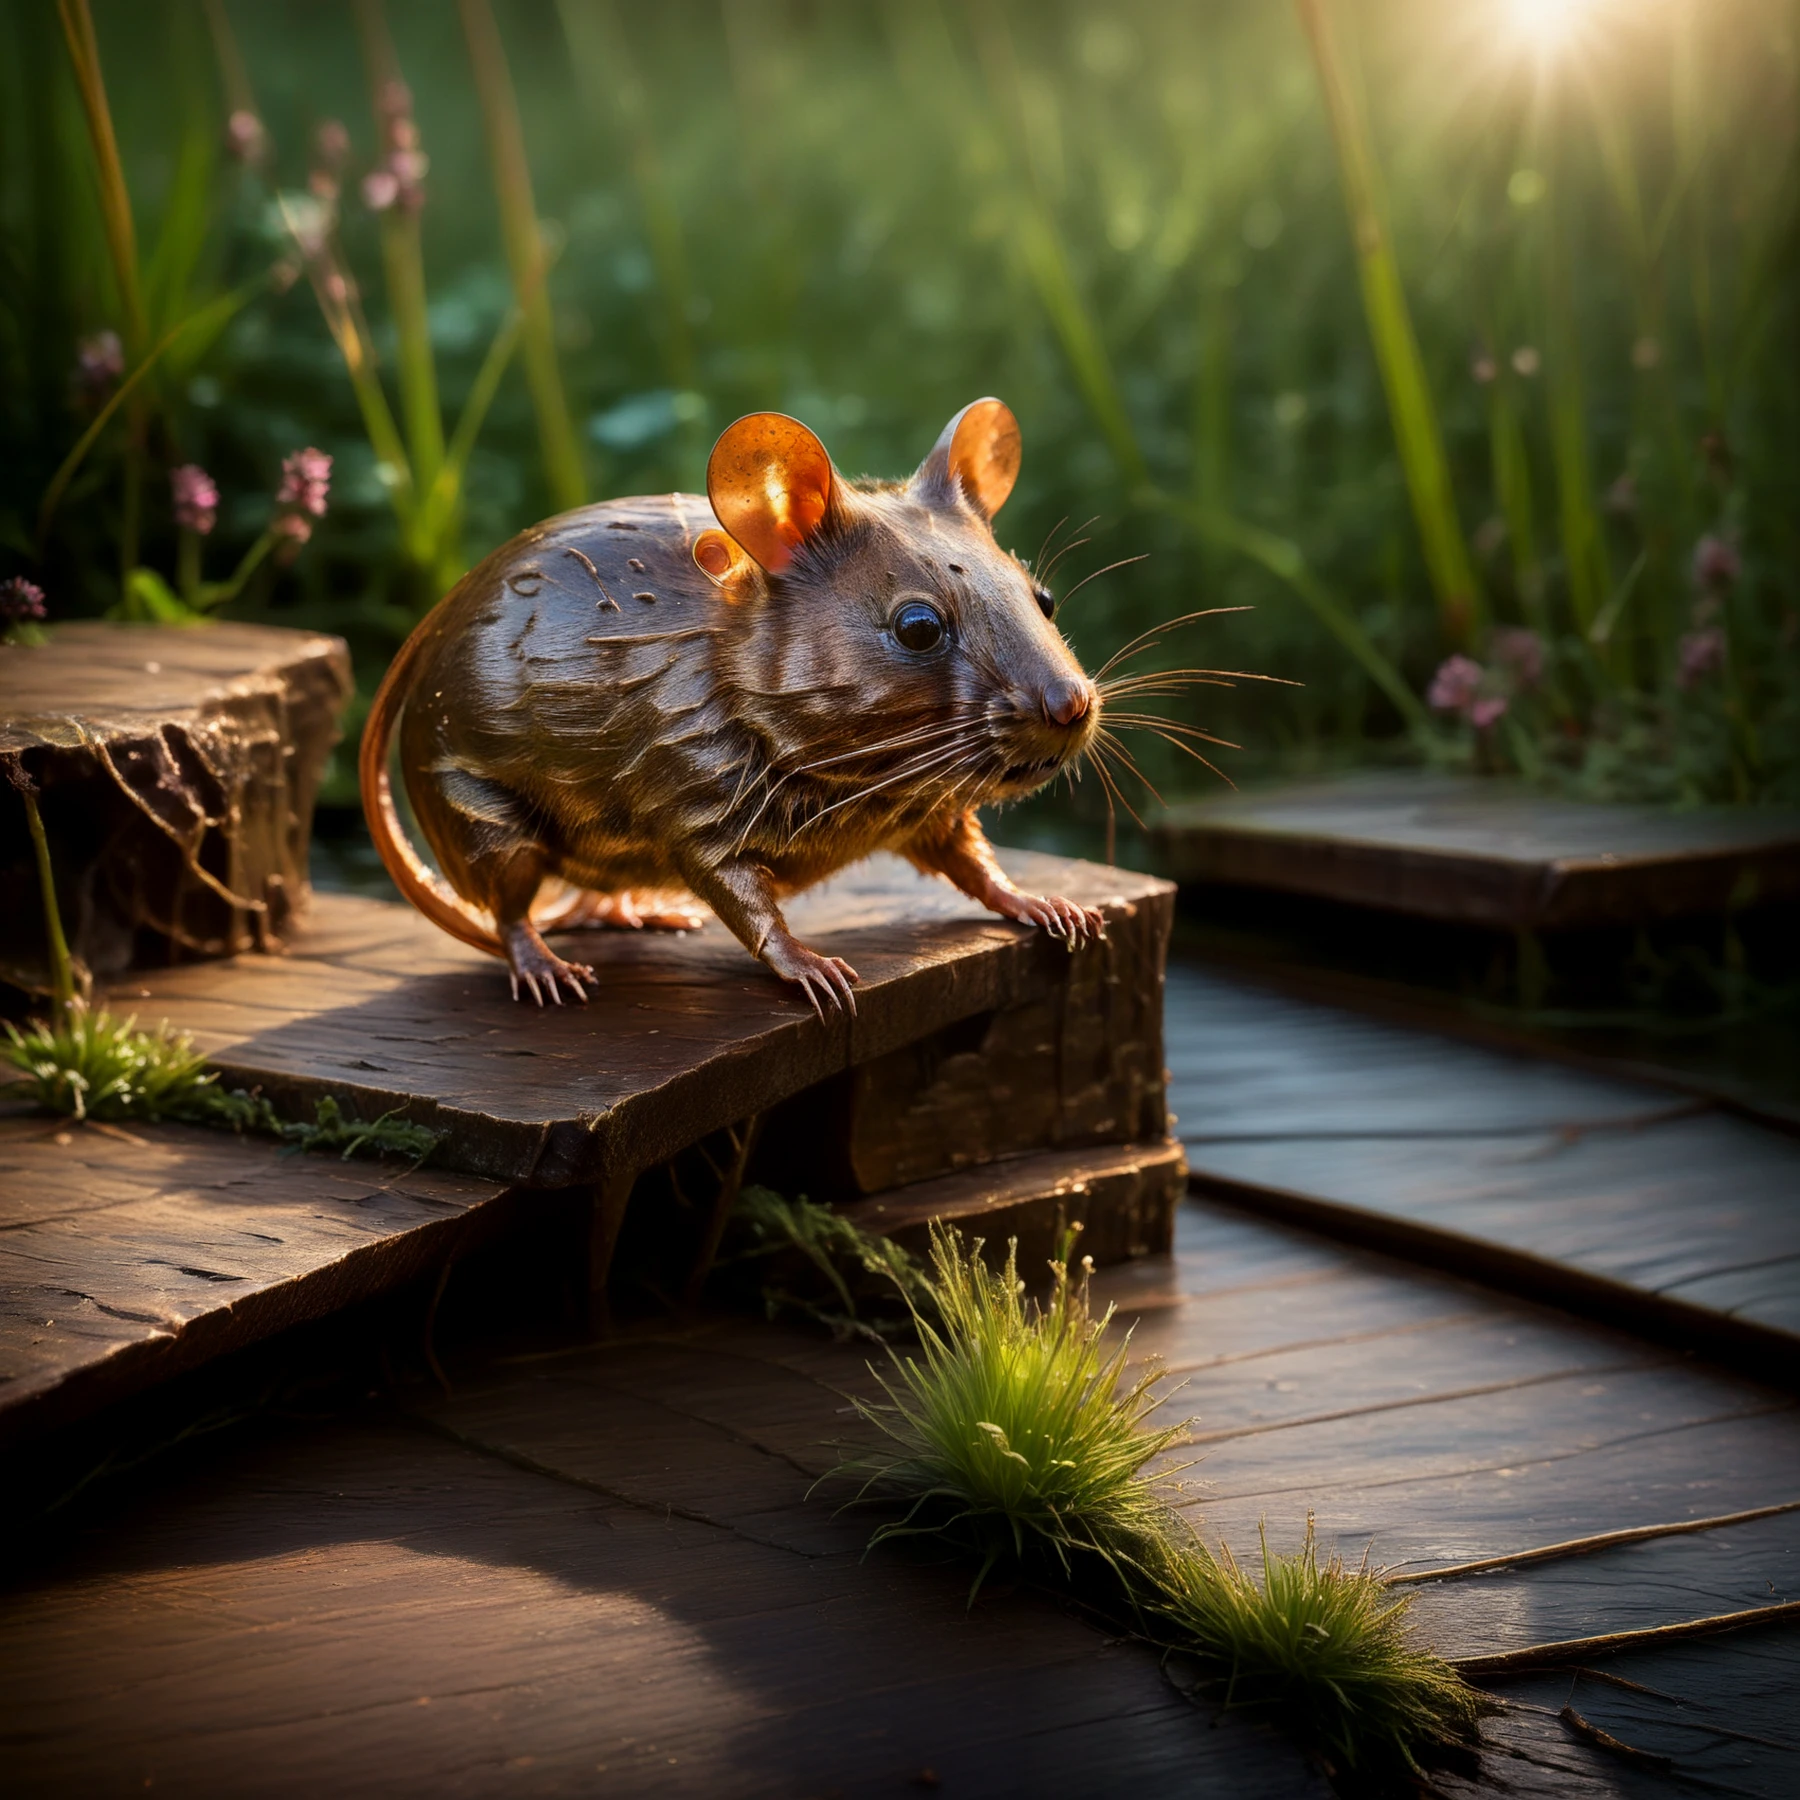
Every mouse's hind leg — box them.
[536,883,708,934]
[415,772,596,1004]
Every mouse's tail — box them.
[359,622,506,961]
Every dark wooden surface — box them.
[836,1135,1184,1268]
[4,1198,1795,1796]
[1168,962,1800,1374]
[1150,771,1800,929]
[0,621,351,981]
[99,852,1173,1189]
[0,1110,510,1449]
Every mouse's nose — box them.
[1042,677,1093,728]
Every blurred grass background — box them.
[2,0,1796,831]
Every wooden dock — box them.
[1168,962,1800,1381]
[2,851,1182,1451]
[1149,771,1800,929]
[2,1196,1792,1795]
[3,836,1798,1793]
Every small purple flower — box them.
[1428,654,1485,716]
[75,329,124,402]
[1677,628,1726,691]
[1469,695,1509,731]
[276,447,332,520]
[1491,628,1545,691]
[225,109,268,167]
[361,169,400,213]
[315,118,350,173]
[0,577,48,624]
[1691,534,1740,597]
[272,511,313,550]
[170,464,219,535]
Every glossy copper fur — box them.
[361,402,1105,1011]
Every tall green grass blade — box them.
[418,303,526,552]
[142,107,217,341]
[1486,370,1541,625]
[54,0,146,358]
[1543,201,1612,649]
[556,0,699,397]
[461,0,586,513]
[1157,496,1430,734]
[1295,0,1481,646]
[12,777,77,1011]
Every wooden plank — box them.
[97,853,1174,1190]
[1167,963,1800,1378]
[836,1136,1185,1270]
[1,621,351,981]
[0,1111,511,1448]
[0,1372,1323,1796]
[1149,769,1800,929]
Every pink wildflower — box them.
[1491,628,1545,691]
[1427,655,1485,716]
[315,118,350,173]
[1677,628,1725,691]
[1691,535,1740,597]
[276,448,332,519]
[170,464,218,535]
[1469,695,1509,731]
[272,512,313,550]
[225,109,268,167]
[0,576,47,624]
[361,169,400,213]
[75,329,124,402]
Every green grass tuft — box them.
[1150,1521,1488,1781]
[723,1185,934,1341]
[3,1001,219,1122]
[836,1221,1488,1777]
[3,1001,439,1165]
[837,1223,1185,1599]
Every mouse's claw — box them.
[764,934,860,1020]
[503,926,596,1008]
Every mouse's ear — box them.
[706,413,837,576]
[915,397,1021,521]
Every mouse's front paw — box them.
[763,935,860,1021]
[990,888,1106,945]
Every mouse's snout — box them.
[1042,676,1094,728]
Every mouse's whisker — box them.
[1085,740,1146,833]
[1103,712,1241,751]
[728,714,978,853]
[781,736,982,845]
[1090,607,1255,682]
[1106,720,1237,788]
[1053,554,1149,612]
[1095,730,1167,809]
[1038,514,1102,583]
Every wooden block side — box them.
[1,622,352,982]
[836,1137,1184,1274]
[837,882,1174,1192]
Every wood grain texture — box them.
[4,1200,1799,1794]
[0,1111,511,1448]
[1169,963,1800,1377]
[0,620,351,980]
[1150,770,1800,929]
[836,1136,1184,1269]
[97,853,1173,1190]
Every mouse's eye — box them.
[893,599,948,653]
[1033,584,1056,620]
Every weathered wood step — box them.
[1150,770,1800,930]
[98,850,1172,1208]
[0,621,351,984]
[836,1136,1184,1272]
[1167,961,1800,1383]
[0,1110,510,1449]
